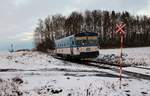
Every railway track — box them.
[53,55,150,80]
[134,66,150,70]
[112,68,150,80]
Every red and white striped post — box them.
[116,22,126,89]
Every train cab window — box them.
[76,40,87,45]
[88,39,97,45]
[83,40,88,45]
[76,37,97,46]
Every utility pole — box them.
[10,44,14,53]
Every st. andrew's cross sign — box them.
[116,22,126,35]
[116,21,126,89]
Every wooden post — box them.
[119,35,123,89]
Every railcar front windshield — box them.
[75,36,98,46]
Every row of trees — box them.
[34,10,150,51]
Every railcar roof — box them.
[75,32,98,37]
[55,32,98,42]
[55,35,74,42]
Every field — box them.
[0,47,150,96]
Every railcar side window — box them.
[72,41,75,45]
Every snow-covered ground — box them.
[98,47,150,66]
[98,47,150,77]
[0,47,150,96]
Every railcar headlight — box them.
[95,47,98,51]
[86,48,90,51]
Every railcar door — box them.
[70,38,74,55]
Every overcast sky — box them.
[0,0,150,51]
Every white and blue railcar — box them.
[55,32,99,59]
